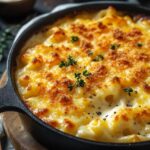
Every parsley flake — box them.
[59,56,77,68]
[74,72,85,87]
[93,54,104,61]
[71,36,79,42]
[110,44,120,50]
[59,61,66,68]
[123,87,133,96]
[87,50,93,56]
[68,83,74,91]
[76,79,85,87]
[67,55,77,66]
[75,73,81,79]
[83,70,91,77]
[136,42,143,48]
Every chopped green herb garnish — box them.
[93,54,104,61]
[68,83,74,91]
[75,72,81,79]
[71,36,79,42]
[59,56,77,68]
[59,61,66,68]
[76,79,85,87]
[87,50,93,56]
[67,55,77,66]
[136,42,143,47]
[83,70,91,77]
[123,87,133,96]
[110,44,120,50]
[74,72,85,87]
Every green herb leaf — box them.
[87,50,93,56]
[136,42,143,48]
[123,87,133,96]
[93,54,104,61]
[71,36,79,42]
[68,83,74,91]
[59,56,77,68]
[83,70,91,77]
[110,44,120,50]
[59,61,66,68]
[75,72,81,79]
[76,79,85,87]
[67,55,77,66]
[74,72,85,87]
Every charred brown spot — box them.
[99,40,110,51]
[51,52,59,58]
[90,66,107,81]
[84,33,93,40]
[64,119,75,130]
[23,75,30,80]
[48,87,63,103]
[112,76,120,84]
[71,23,93,40]
[143,83,150,93]
[121,114,129,121]
[35,108,49,117]
[46,53,61,67]
[132,68,148,84]
[114,115,119,121]
[127,28,142,37]
[19,75,30,87]
[32,55,43,64]
[61,77,73,87]
[113,29,125,40]
[122,128,132,136]
[55,29,65,36]
[108,51,118,60]
[98,22,107,30]
[27,85,32,91]
[135,109,150,123]
[51,27,66,42]
[48,120,59,128]
[105,95,114,105]
[71,23,87,33]
[81,41,93,51]
[118,59,132,69]
[87,66,107,90]
[45,72,53,80]
[96,65,108,77]
[60,95,72,106]
[138,53,150,62]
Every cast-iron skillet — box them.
[0,1,150,150]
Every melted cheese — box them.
[15,7,150,143]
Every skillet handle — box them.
[0,78,26,113]
[73,0,139,4]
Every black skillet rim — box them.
[7,1,150,148]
